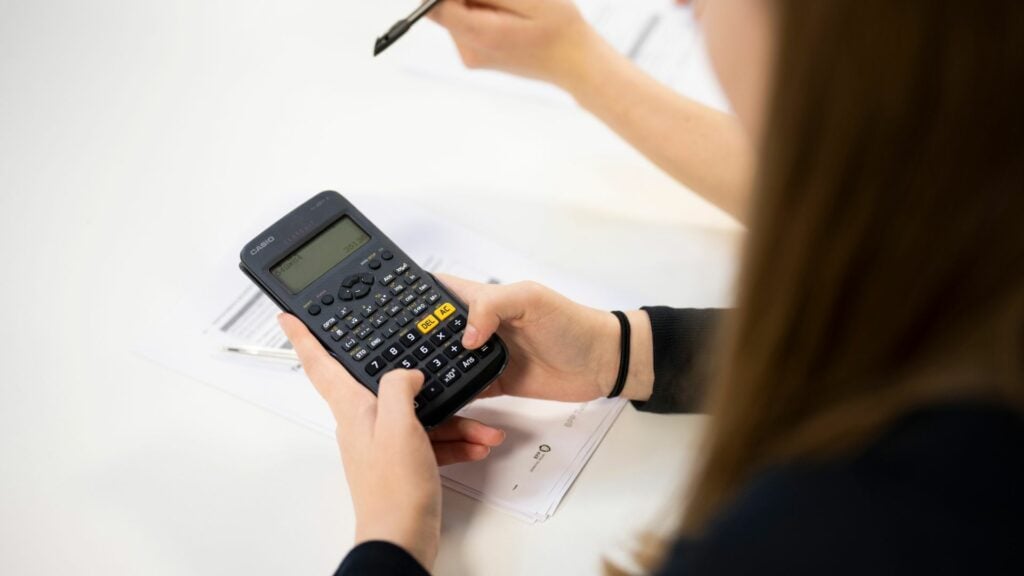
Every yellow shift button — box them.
[417,314,440,334]
[434,302,457,321]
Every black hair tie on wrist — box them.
[607,311,631,399]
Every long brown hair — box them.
[681,0,1024,537]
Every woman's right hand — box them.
[429,0,610,94]
[437,274,654,403]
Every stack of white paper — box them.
[443,396,626,522]
[138,196,630,522]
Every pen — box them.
[374,0,443,56]
[222,345,300,362]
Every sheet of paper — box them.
[442,396,625,522]
[399,0,729,112]
[137,196,630,522]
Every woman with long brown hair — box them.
[279,0,1024,573]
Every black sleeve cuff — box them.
[334,541,430,576]
[630,307,723,414]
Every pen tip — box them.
[373,37,388,57]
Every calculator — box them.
[239,191,508,428]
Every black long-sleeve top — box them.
[334,308,1024,575]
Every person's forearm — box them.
[598,307,722,411]
[563,33,754,222]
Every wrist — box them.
[595,309,655,401]
[621,310,655,402]
[355,521,438,571]
[558,26,619,104]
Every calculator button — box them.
[345,315,362,329]
[355,325,374,340]
[412,341,435,360]
[398,356,417,369]
[342,275,360,288]
[394,263,411,275]
[458,354,479,372]
[399,292,418,306]
[421,381,444,401]
[382,324,400,338]
[380,272,397,286]
[359,304,378,318]
[426,355,448,373]
[381,250,394,261]
[360,273,374,285]
[341,336,358,351]
[330,328,347,342]
[429,329,452,346]
[366,357,386,376]
[447,315,467,333]
[368,260,382,270]
[338,288,354,301]
[371,313,390,328]
[400,331,421,347]
[320,294,335,305]
[416,314,440,334]
[415,282,432,295]
[434,302,457,321]
[374,292,392,306]
[383,343,404,361]
[409,301,428,316]
[396,313,413,327]
[476,340,495,357]
[443,341,464,359]
[367,335,386,350]
[336,306,353,319]
[352,284,371,299]
[439,366,461,387]
[390,283,406,296]
[320,316,338,331]
[385,303,403,317]
[425,291,441,305]
[404,273,419,285]
[308,304,321,316]
[351,348,369,361]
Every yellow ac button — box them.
[417,314,440,334]
[434,302,457,321]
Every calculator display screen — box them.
[271,217,370,293]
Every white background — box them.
[0,1,742,574]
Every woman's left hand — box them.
[278,313,504,570]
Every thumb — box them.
[376,369,426,429]
[434,273,482,303]
[430,0,507,43]
[458,281,539,349]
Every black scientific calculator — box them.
[239,191,508,428]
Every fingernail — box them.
[463,324,479,347]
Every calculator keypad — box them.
[421,381,444,401]
[426,355,448,372]
[317,260,499,415]
[411,344,433,361]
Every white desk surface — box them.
[0,1,742,574]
